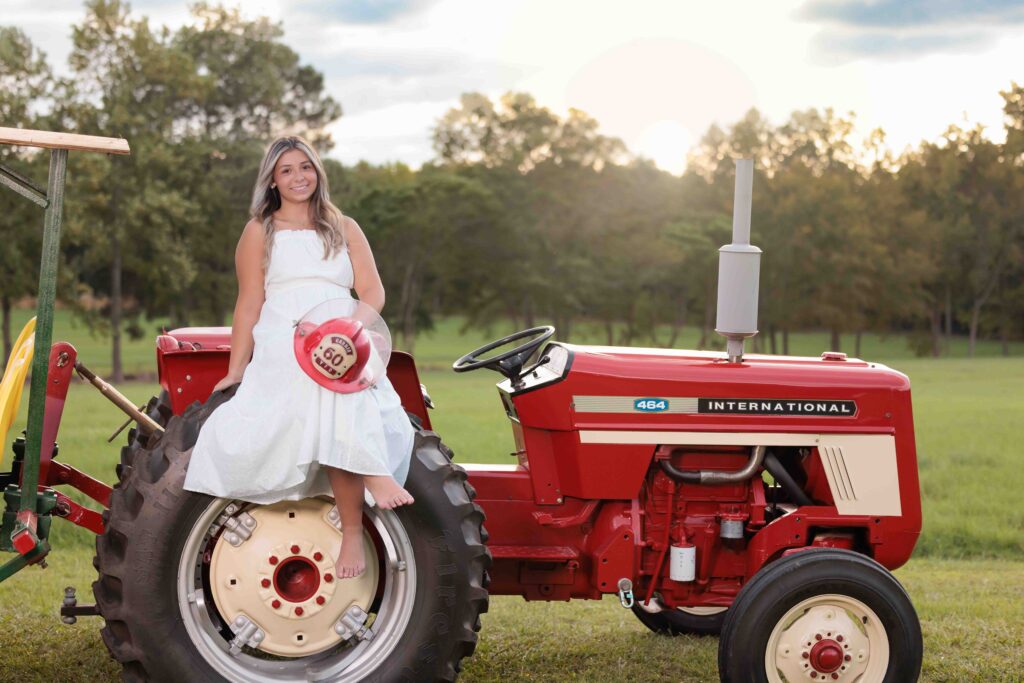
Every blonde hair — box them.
[250,136,346,264]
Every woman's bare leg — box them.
[324,466,367,578]
[363,475,414,509]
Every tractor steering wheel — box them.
[452,326,555,385]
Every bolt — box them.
[295,607,304,616]
[802,652,810,659]
[811,673,818,679]
[261,579,271,588]
[316,596,325,605]
[272,599,281,609]
[844,655,851,662]
[324,573,333,583]
[832,675,839,681]
[815,634,823,641]
[314,552,323,561]
[269,556,279,565]
[291,544,300,554]
[837,635,844,642]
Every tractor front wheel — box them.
[717,548,922,683]
[94,390,490,682]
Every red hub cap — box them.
[272,556,320,603]
[809,639,844,673]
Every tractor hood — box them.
[500,342,910,434]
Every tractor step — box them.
[60,586,99,624]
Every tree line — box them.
[2,1,1022,381]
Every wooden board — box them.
[0,127,130,155]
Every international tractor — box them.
[1,128,923,682]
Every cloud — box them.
[294,0,440,25]
[800,0,1024,28]
[811,28,993,63]
[311,48,536,114]
[799,0,1024,61]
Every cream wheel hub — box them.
[209,498,378,657]
[768,594,888,681]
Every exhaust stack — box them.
[715,159,761,363]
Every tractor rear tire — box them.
[717,548,922,683]
[94,389,490,682]
[631,602,727,636]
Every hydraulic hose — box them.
[763,450,814,506]
[659,445,766,485]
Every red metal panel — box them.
[384,352,431,429]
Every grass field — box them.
[1,313,1022,681]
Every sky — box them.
[6,0,1024,174]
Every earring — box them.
[271,183,277,189]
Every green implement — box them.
[0,127,130,581]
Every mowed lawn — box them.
[0,314,1022,681]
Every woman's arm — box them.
[214,220,266,391]
[346,216,386,314]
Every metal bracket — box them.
[334,605,373,641]
[326,505,342,531]
[221,511,257,547]
[228,614,267,655]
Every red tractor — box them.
[2,133,922,682]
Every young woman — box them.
[183,136,415,579]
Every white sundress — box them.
[183,229,415,505]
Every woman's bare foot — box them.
[336,526,366,579]
[364,475,415,509]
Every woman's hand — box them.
[212,371,243,393]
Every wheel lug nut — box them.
[295,606,304,616]
[324,573,333,583]
[316,596,325,605]
[815,634,823,641]
[291,544,300,554]
[314,552,323,561]
[802,652,810,659]
[271,599,281,609]
[844,655,851,662]
[836,635,844,642]
[832,675,839,680]
[269,555,279,565]
[261,579,270,588]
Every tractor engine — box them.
[639,446,768,610]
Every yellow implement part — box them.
[0,318,36,462]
